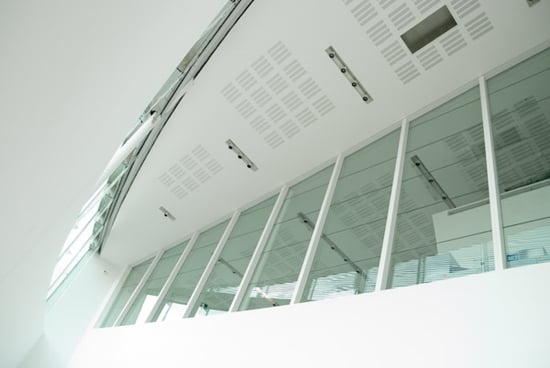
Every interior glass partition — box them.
[152,220,230,321]
[239,164,335,311]
[390,87,495,288]
[487,47,550,268]
[99,46,550,326]
[300,129,401,301]
[189,196,278,317]
[100,257,153,327]
[120,241,188,326]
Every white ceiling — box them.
[103,0,550,266]
[0,0,225,366]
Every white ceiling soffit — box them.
[0,0,226,366]
[103,0,550,266]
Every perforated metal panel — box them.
[341,0,495,84]
[158,145,223,200]
[221,41,336,149]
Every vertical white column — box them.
[113,249,164,326]
[145,232,200,323]
[228,186,289,312]
[183,211,241,318]
[479,76,507,271]
[291,155,344,304]
[375,119,410,292]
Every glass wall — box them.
[189,196,278,317]
[100,257,153,327]
[120,241,188,326]
[152,220,230,321]
[487,47,550,267]
[239,165,335,311]
[100,46,550,327]
[300,129,401,301]
[390,87,495,288]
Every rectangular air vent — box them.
[401,6,457,53]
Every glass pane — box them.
[100,257,153,328]
[189,196,278,317]
[239,164,335,311]
[120,241,188,326]
[488,47,550,268]
[152,220,230,321]
[301,130,400,302]
[390,87,494,289]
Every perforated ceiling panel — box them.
[221,41,336,149]
[341,0,494,84]
[158,145,223,200]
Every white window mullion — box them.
[145,232,200,323]
[113,250,164,326]
[479,76,507,271]
[291,155,344,304]
[228,186,289,313]
[182,211,241,318]
[375,119,410,291]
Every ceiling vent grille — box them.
[341,0,494,84]
[221,41,335,149]
[158,145,223,200]
[401,6,457,53]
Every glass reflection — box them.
[188,196,278,317]
[488,47,550,268]
[240,165,335,311]
[390,87,495,288]
[152,220,230,321]
[120,242,187,326]
[301,129,401,301]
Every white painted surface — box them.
[0,1,226,366]
[19,255,123,368]
[104,0,550,267]
[71,263,550,368]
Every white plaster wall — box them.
[70,262,550,368]
[0,1,227,366]
[19,255,123,368]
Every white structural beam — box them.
[291,155,344,304]
[182,211,241,318]
[113,250,164,326]
[228,186,289,312]
[479,76,507,271]
[375,119,410,291]
[145,232,200,323]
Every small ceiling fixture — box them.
[226,139,258,171]
[159,206,176,220]
[326,46,372,103]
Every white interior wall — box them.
[0,1,226,366]
[19,255,123,368]
[70,262,550,368]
